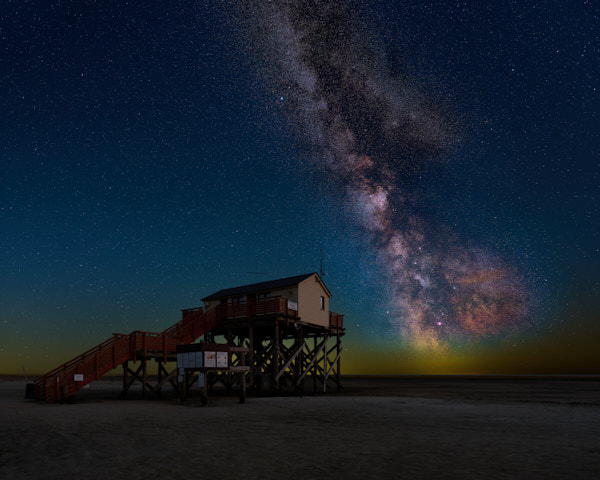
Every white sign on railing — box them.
[287,299,298,311]
[73,374,84,382]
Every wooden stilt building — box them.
[31,273,344,403]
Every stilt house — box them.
[33,272,344,402]
[201,272,334,328]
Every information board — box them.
[204,351,216,368]
[216,351,228,368]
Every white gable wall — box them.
[297,273,330,328]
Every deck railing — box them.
[214,296,296,320]
[180,296,296,323]
[329,311,344,330]
[183,297,344,330]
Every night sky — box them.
[1,1,598,375]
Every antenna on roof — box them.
[320,248,325,277]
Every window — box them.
[320,296,325,310]
[257,292,271,302]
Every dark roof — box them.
[202,273,324,301]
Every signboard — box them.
[204,351,216,368]
[175,344,244,373]
[216,351,228,368]
[73,374,84,382]
[287,299,298,311]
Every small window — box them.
[320,296,325,310]
[257,292,271,302]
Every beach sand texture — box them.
[1,377,599,479]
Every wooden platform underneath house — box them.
[31,273,344,403]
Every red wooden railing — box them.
[205,296,297,322]
[329,311,344,330]
[184,297,342,329]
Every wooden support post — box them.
[336,334,341,392]
[186,371,196,392]
[156,359,162,398]
[274,320,280,393]
[254,335,266,393]
[142,332,147,360]
[298,326,304,394]
[323,336,328,393]
[201,372,208,406]
[142,359,147,398]
[122,361,128,399]
[239,345,247,403]
[240,372,246,403]
[312,337,317,393]
[226,327,233,393]
[180,370,187,405]
[248,321,254,386]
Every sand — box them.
[1,377,599,479]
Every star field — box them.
[1,0,598,374]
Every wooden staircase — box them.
[33,307,216,402]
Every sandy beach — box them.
[1,377,599,479]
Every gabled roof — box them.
[202,273,329,301]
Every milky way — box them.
[240,0,528,347]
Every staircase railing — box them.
[34,306,211,402]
